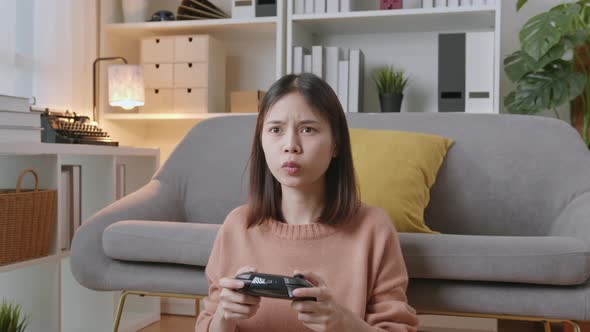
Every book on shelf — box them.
[292,44,364,113]
[116,163,127,200]
[0,110,41,127]
[60,165,81,251]
[338,59,349,112]
[348,49,364,113]
[0,125,42,143]
[0,94,30,113]
[303,54,312,73]
[327,0,339,13]
[315,0,326,13]
[312,46,325,79]
[293,46,309,75]
[340,0,352,12]
[231,0,254,18]
[305,0,314,14]
[177,0,230,20]
[294,0,305,14]
[325,46,340,95]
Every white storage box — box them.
[174,35,210,63]
[173,63,208,88]
[139,34,226,114]
[143,64,173,88]
[173,88,208,113]
[140,88,173,113]
[140,37,174,63]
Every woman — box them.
[195,73,418,332]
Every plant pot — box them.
[121,0,149,23]
[379,93,403,113]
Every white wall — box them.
[0,0,35,98]
[0,0,95,114]
[500,0,571,122]
[32,0,97,118]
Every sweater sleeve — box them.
[195,221,227,332]
[364,214,419,332]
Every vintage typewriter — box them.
[40,109,118,146]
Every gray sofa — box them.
[71,113,590,329]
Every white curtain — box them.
[0,0,34,98]
[32,0,97,116]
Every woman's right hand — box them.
[215,265,262,322]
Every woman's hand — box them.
[215,265,262,322]
[290,270,346,332]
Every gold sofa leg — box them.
[417,310,582,332]
[113,291,130,332]
[564,320,582,332]
[113,290,206,332]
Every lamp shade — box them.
[108,64,144,110]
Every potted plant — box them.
[373,65,409,113]
[0,300,30,332]
[504,0,590,148]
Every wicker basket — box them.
[0,168,57,266]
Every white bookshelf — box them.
[104,111,257,121]
[98,0,286,162]
[95,0,501,163]
[0,143,160,332]
[287,0,502,114]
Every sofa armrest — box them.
[550,192,590,248]
[70,179,184,291]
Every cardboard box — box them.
[230,90,266,113]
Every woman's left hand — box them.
[290,270,345,332]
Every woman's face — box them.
[261,92,336,191]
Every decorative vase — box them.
[379,93,403,113]
[121,0,149,23]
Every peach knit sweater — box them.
[195,204,418,332]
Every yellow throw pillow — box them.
[349,128,454,233]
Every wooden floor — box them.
[139,315,196,332]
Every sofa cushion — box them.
[400,233,590,286]
[349,128,453,233]
[103,220,220,267]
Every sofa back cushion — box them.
[156,112,590,236]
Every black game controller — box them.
[235,272,317,301]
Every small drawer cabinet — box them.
[139,34,226,114]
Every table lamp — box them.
[93,57,144,124]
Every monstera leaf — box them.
[516,0,528,11]
[519,7,576,61]
[505,60,587,114]
[504,44,566,82]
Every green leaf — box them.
[505,60,587,114]
[0,300,29,332]
[562,30,590,49]
[517,0,528,11]
[504,42,566,82]
[373,65,409,94]
[504,51,532,82]
[520,10,572,61]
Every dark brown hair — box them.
[245,73,360,228]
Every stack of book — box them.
[292,46,364,113]
[60,165,81,251]
[425,0,495,8]
[294,0,494,13]
[293,0,385,14]
[177,0,230,20]
[0,95,41,143]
